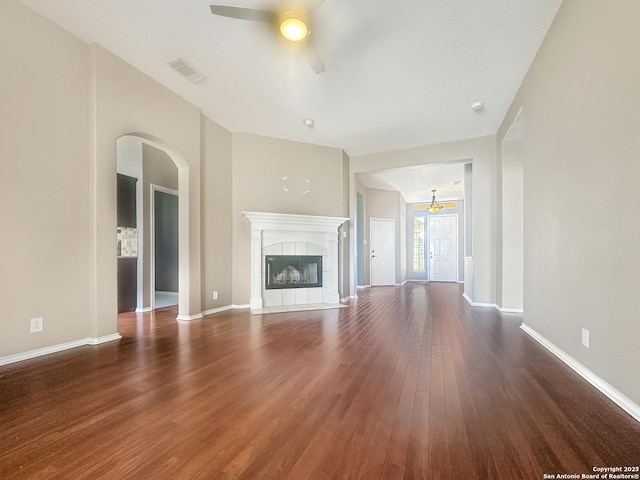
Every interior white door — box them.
[370,218,396,286]
[429,215,458,282]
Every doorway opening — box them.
[116,135,183,317]
[152,186,179,308]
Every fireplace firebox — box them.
[265,255,322,290]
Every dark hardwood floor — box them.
[1,283,639,479]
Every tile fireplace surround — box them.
[242,211,349,314]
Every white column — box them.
[327,234,340,303]
[250,228,263,310]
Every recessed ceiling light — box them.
[303,118,314,127]
[471,101,484,112]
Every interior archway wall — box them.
[117,135,183,314]
[89,44,203,338]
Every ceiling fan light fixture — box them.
[426,189,443,214]
[280,17,308,41]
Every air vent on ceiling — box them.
[167,58,206,84]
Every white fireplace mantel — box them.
[242,211,348,312]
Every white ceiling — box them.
[357,162,466,204]
[19,0,561,156]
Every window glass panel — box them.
[413,217,425,271]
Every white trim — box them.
[0,334,121,366]
[462,292,474,305]
[356,285,371,289]
[457,280,464,284]
[474,302,498,309]
[462,292,497,309]
[87,333,122,345]
[463,293,524,313]
[202,305,233,316]
[151,184,179,196]
[497,306,524,314]
[232,304,250,310]
[242,211,348,233]
[176,313,204,322]
[520,324,640,423]
[135,307,153,313]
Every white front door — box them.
[370,218,396,286]
[429,215,458,282]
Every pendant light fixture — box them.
[427,189,442,213]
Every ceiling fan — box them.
[210,1,326,74]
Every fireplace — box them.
[266,255,322,289]
[242,211,348,312]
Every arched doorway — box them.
[115,134,196,321]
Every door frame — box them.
[150,184,179,310]
[370,217,396,286]
[428,213,459,283]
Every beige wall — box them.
[91,44,203,328]
[201,117,233,311]
[498,0,640,403]
[231,133,347,304]
[351,136,497,303]
[0,0,91,356]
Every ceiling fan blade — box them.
[303,37,325,74]
[210,5,277,23]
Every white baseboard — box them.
[462,293,524,314]
[232,304,250,310]
[135,307,153,313]
[462,292,497,309]
[87,333,122,345]
[176,313,204,322]
[340,296,357,302]
[520,324,640,423]
[0,334,121,367]
[357,285,371,289]
[202,305,233,316]
[497,306,524,314]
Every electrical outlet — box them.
[213,291,218,300]
[30,317,43,333]
[581,328,589,348]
